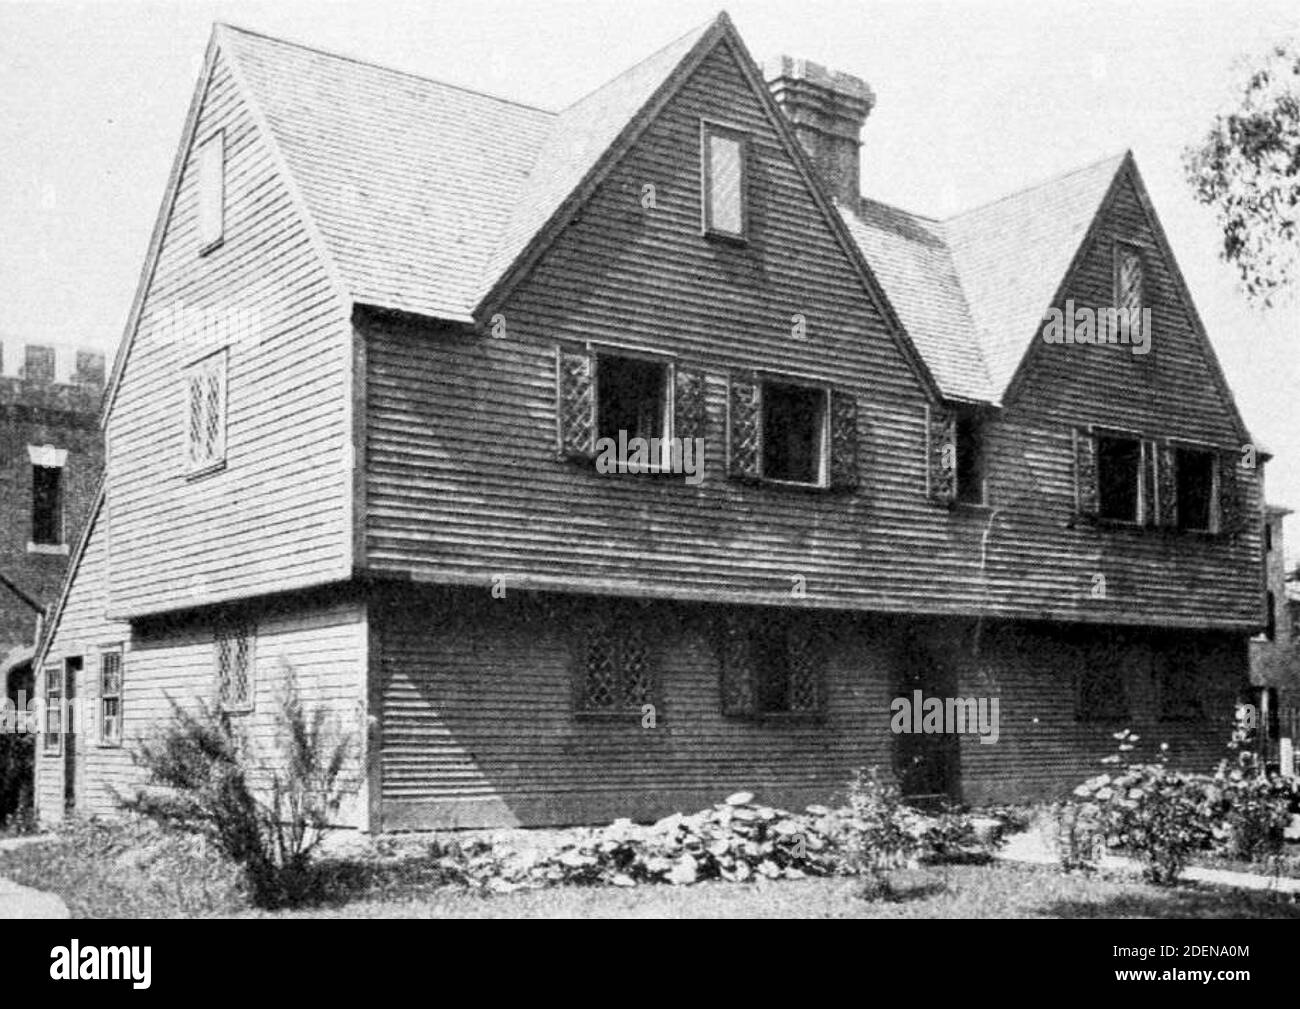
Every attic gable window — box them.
[1114,243,1144,324]
[197,131,225,253]
[701,122,748,240]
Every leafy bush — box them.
[831,768,923,899]
[121,677,356,908]
[1066,728,1296,885]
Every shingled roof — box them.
[838,153,1127,404]
[219,20,719,322]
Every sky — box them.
[1,0,1297,541]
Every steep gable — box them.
[944,154,1124,397]
[1005,156,1251,446]
[103,37,355,618]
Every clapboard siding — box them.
[1011,173,1243,445]
[376,587,1246,828]
[36,518,370,826]
[361,42,1260,631]
[106,46,352,618]
[377,589,894,828]
[33,497,131,825]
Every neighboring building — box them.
[35,15,1266,829]
[0,337,104,692]
[1251,505,1300,743]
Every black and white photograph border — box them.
[0,0,1297,937]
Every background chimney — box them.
[764,56,875,206]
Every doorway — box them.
[891,626,960,804]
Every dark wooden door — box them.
[892,629,959,803]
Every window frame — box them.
[1170,440,1220,534]
[98,645,124,748]
[757,373,831,490]
[574,603,657,718]
[1113,240,1146,315]
[1094,427,1146,526]
[183,346,229,478]
[29,462,64,550]
[591,345,676,473]
[42,662,65,757]
[214,615,255,714]
[700,119,750,242]
[720,610,826,721]
[197,130,226,255]
[954,411,989,507]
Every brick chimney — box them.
[764,56,875,205]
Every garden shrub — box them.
[1068,728,1296,885]
[121,677,356,908]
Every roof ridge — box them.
[557,15,719,112]
[944,149,1129,223]
[215,22,557,116]
[852,193,943,225]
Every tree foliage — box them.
[1185,41,1300,307]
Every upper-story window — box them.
[1096,433,1141,522]
[28,445,67,551]
[596,353,669,464]
[1174,446,1216,532]
[955,413,987,506]
[31,467,63,546]
[197,131,225,253]
[23,345,55,382]
[185,348,228,475]
[701,122,748,240]
[761,379,827,486]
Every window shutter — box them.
[674,368,707,443]
[556,347,595,459]
[719,610,756,716]
[1157,441,1177,527]
[1218,449,1246,537]
[1074,427,1099,520]
[1141,439,1158,527]
[829,390,860,491]
[925,404,956,506]
[786,620,825,714]
[727,373,761,481]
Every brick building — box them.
[0,337,105,682]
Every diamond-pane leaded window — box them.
[99,648,123,746]
[185,349,227,473]
[215,617,254,712]
[578,607,654,713]
[719,610,825,718]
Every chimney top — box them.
[764,55,875,205]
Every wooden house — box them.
[33,13,1266,830]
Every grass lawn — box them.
[3,835,1298,918]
